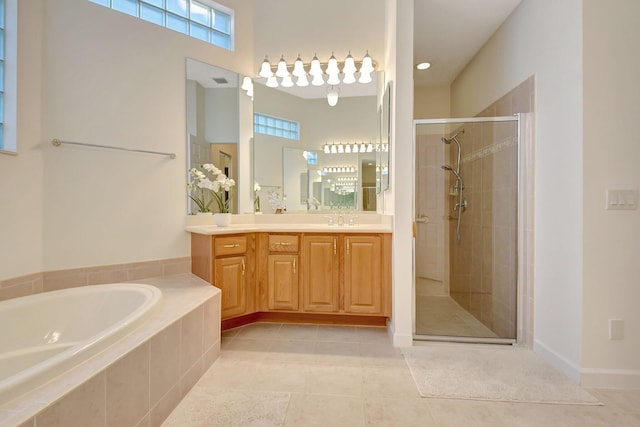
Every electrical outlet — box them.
[609,319,624,340]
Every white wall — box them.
[414,85,450,119]
[581,0,640,388]
[0,0,44,281]
[451,0,584,381]
[205,87,239,143]
[385,0,415,346]
[10,0,254,273]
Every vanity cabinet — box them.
[266,235,299,311]
[301,235,340,312]
[191,230,390,325]
[191,233,255,320]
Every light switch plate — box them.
[605,189,638,210]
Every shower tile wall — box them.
[448,76,534,339]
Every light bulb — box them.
[259,56,273,78]
[311,73,324,86]
[246,88,253,97]
[324,144,330,154]
[296,74,309,87]
[327,72,340,85]
[343,52,357,74]
[360,143,366,153]
[276,55,289,78]
[338,144,344,153]
[331,145,337,154]
[309,54,322,76]
[292,54,305,77]
[326,52,339,75]
[281,75,294,87]
[367,143,373,152]
[266,76,278,88]
[345,144,351,153]
[359,51,374,74]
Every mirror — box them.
[186,59,252,214]
[377,82,391,193]
[252,71,384,212]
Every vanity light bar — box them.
[259,51,376,88]
[323,166,357,173]
[323,142,380,154]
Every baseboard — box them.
[533,339,581,384]
[580,368,640,389]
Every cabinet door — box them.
[302,236,340,312]
[215,256,247,318]
[268,254,299,311]
[344,236,382,314]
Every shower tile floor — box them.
[415,296,498,338]
[161,323,640,426]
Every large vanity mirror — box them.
[252,71,386,213]
[186,58,252,214]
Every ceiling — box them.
[413,0,522,87]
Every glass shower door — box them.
[414,117,519,343]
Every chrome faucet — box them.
[337,213,344,226]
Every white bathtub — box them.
[0,283,161,406]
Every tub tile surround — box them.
[0,257,191,302]
[0,274,221,427]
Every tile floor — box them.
[415,296,499,338]
[162,323,640,427]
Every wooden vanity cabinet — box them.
[301,235,340,312]
[191,233,255,320]
[266,235,299,311]
[343,235,382,314]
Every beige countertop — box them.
[185,213,393,235]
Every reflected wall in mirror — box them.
[186,59,252,214]
[253,71,384,213]
[377,81,391,193]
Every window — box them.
[89,0,234,50]
[254,113,300,141]
[0,0,5,150]
[0,0,15,154]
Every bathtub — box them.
[0,283,161,406]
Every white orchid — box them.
[187,163,236,213]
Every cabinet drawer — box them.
[215,236,247,256]
[268,235,299,252]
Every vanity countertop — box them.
[185,214,393,235]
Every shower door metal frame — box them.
[412,115,521,345]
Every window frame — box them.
[0,0,16,155]
[89,0,235,51]
[253,113,300,141]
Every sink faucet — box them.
[337,213,344,226]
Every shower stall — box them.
[414,116,519,344]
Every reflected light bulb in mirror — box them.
[276,55,289,78]
[312,73,325,86]
[296,74,309,87]
[342,72,356,84]
[327,88,339,107]
[345,144,351,153]
[359,51,374,74]
[327,72,340,86]
[324,144,330,154]
[343,52,357,74]
[266,75,278,88]
[259,57,273,78]
[281,75,294,87]
[358,71,372,84]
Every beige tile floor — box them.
[415,296,499,338]
[162,323,640,427]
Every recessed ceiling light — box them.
[416,62,431,70]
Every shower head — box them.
[441,129,465,144]
[441,164,462,182]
